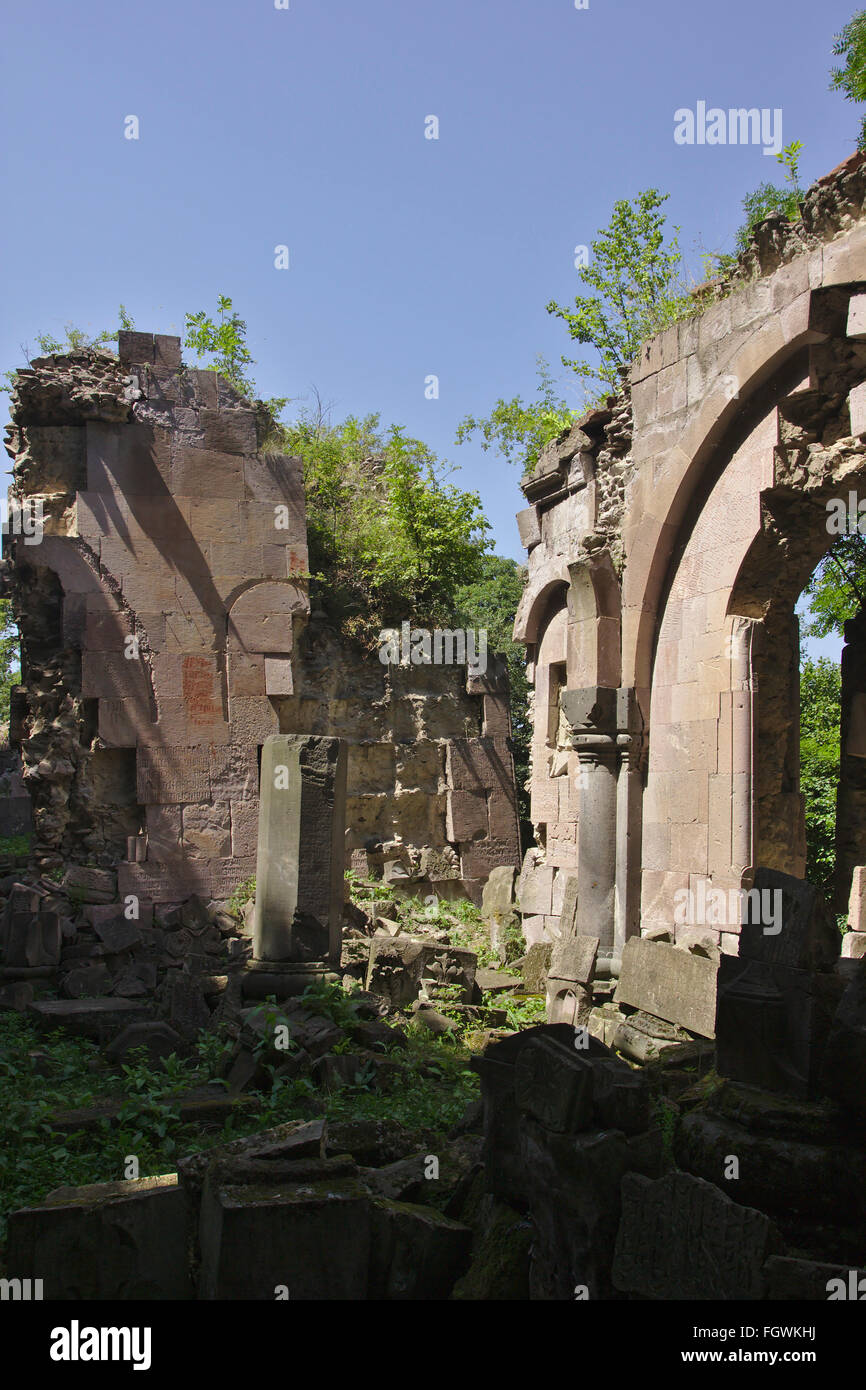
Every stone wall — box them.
[2,333,520,905]
[514,152,866,972]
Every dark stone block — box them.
[738,868,840,971]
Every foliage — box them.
[800,657,842,891]
[227,874,256,921]
[0,598,20,730]
[546,189,689,399]
[729,142,805,259]
[831,9,866,150]
[801,533,866,639]
[184,294,256,397]
[454,553,531,829]
[0,835,30,858]
[2,307,134,391]
[274,403,490,635]
[455,356,578,475]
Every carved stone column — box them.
[561,687,644,978]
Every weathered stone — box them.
[520,942,552,993]
[106,1021,184,1063]
[6,1174,192,1299]
[514,1036,593,1133]
[738,868,839,972]
[368,1199,472,1298]
[612,1171,777,1300]
[716,955,841,1098]
[549,934,598,984]
[252,735,347,966]
[615,936,718,1037]
[62,865,117,902]
[764,1256,866,1300]
[198,1177,372,1300]
[820,957,866,1110]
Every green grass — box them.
[0,834,31,858]
[0,1004,479,1248]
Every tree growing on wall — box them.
[546,189,689,400]
[455,356,578,478]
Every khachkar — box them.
[252,735,348,981]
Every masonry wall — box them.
[514,152,866,965]
[3,333,520,904]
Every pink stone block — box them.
[227,582,307,653]
[264,657,294,696]
[848,865,866,930]
[173,447,244,499]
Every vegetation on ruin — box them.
[831,8,866,150]
[0,598,20,732]
[546,189,690,400]
[455,355,579,474]
[273,402,490,640]
[0,1004,479,1247]
[799,658,843,892]
[454,553,532,828]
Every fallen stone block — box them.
[6,1174,192,1300]
[368,1198,472,1299]
[614,936,718,1038]
[198,1176,372,1300]
[738,868,839,972]
[613,1171,778,1300]
[676,1110,866,1228]
[366,934,476,1005]
[106,1021,184,1064]
[62,865,117,903]
[716,955,841,1098]
[820,957,866,1110]
[27,997,151,1041]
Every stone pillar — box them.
[252,735,347,967]
[572,732,618,968]
[614,729,643,972]
[561,686,644,980]
[730,617,757,887]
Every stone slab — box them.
[614,937,718,1038]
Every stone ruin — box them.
[513,151,866,1031]
[0,328,520,907]
[3,155,866,1304]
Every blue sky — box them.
[0,0,859,662]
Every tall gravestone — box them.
[252,735,347,969]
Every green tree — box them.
[801,533,866,640]
[0,599,21,732]
[831,9,866,150]
[184,295,256,397]
[275,404,490,635]
[455,356,578,476]
[800,657,842,890]
[546,189,689,400]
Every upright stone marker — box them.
[252,735,347,967]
